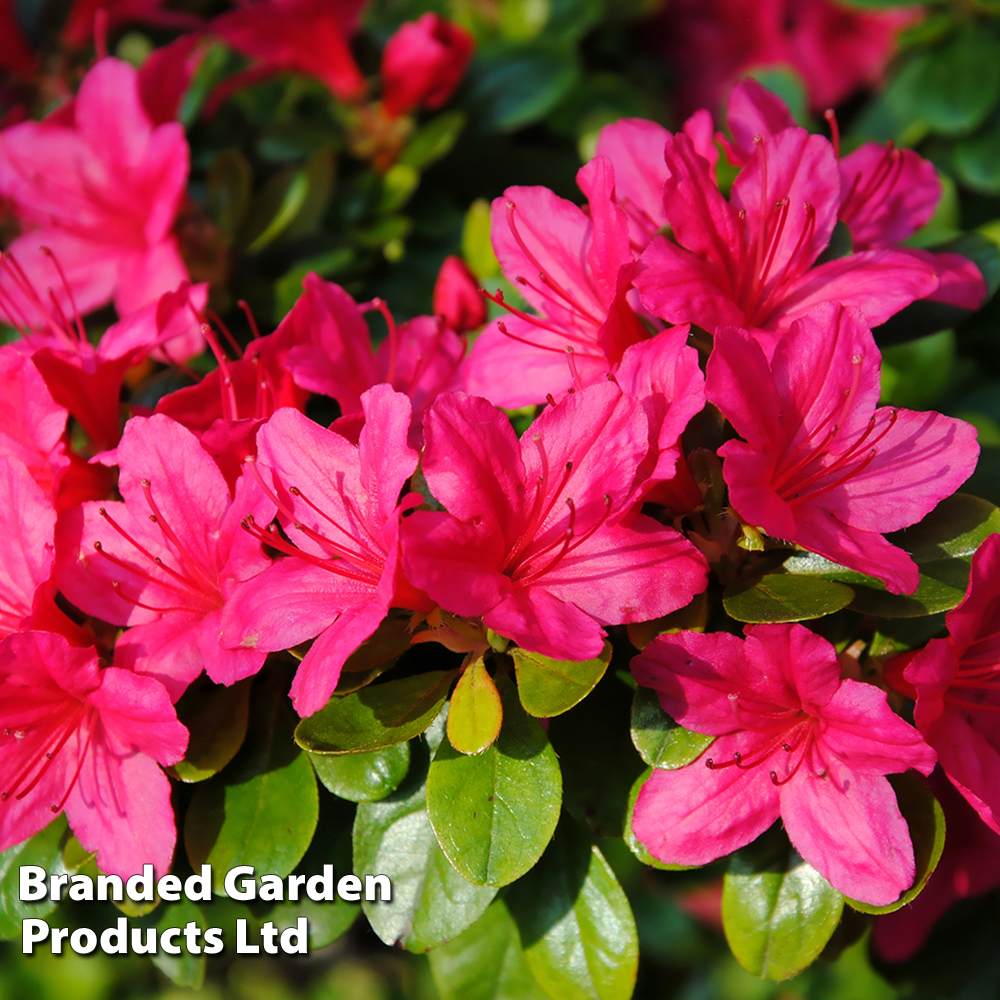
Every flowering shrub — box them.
[1,1,1000,998]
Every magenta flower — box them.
[901,535,1000,834]
[631,623,936,906]
[432,256,487,334]
[705,303,979,593]
[463,157,648,408]
[0,58,191,322]
[0,630,187,879]
[56,414,276,701]
[221,385,431,716]
[401,382,708,661]
[635,124,938,350]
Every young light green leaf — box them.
[448,656,503,754]
[309,742,411,802]
[427,679,562,887]
[511,643,611,718]
[630,686,713,770]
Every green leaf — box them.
[429,899,550,1000]
[242,167,311,253]
[309,741,410,802]
[185,676,319,894]
[448,656,504,755]
[169,678,251,783]
[512,643,610,718]
[622,769,695,871]
[295,669,456,755]
[462,198,500,279]
[845,772,946,915]
[0,815,71,940]
[955,114,1000,195]
[630,686,713,770]
[507,818,639,1000]
[151,899,206,988]
[354,737,497,951]
[399,111,467,170]
[723,574,855,623]
[427,678,562,887]
[913,25,1000,136]
[722,830,844,981]
[881,330,955,409]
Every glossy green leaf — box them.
[429,899,549,1000]
[0,815,71,940]
[151,899,206,989]
[507,819,639,1000]
[846,772,946,915]
[295,670,456,755]
[723,574,855,623]
[169,678,251,783]
[623,769,695,871]
[630,686,713,770]
[881,330,955,410]
[309,741,411,802]
[512,643,610,718]
[722,831,844,981]
[448,656,503,755]
[427,679,562,887]
[185,679,319,894]
[354,739,497,951]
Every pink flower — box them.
[635,123,938,351]
[56,414,275,701]
[401,382,708,661]
[631,623,936,906]
[433,256,486,334]
[0,630,187,878]
[283,274,465,447]
[900,535,1000,834]
[138,34,209,125]
[0,58,191,321]
[658,0,919,118]
[705,303,979,594]
[463,157,648,408]
[61,0,201,50]
[221,385,430,716]
[380,13,474,118]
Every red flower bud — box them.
[433,256,486,333]
[380,13,474,118]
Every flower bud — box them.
[433,256,486,333]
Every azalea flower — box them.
[631,622,936,906]
[0,630,187,879]
[401,382,709,661]
[0,58,191,322]
[705,303,979,594]
[221,385,431,716]
[56,414,276,701]
[899,535,1000,833]
[432,256,486,334]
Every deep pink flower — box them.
[138,34,209,125]
[401,383,708,661]
[284,274,465,447]
[433,256,487,334]
[631,623,936,905]
[0,630,187,878]
[659,0,919,119]
[61,0,201,49]
[900,535,1000,834]
[221,385,431,716]
[56,414,275,701]
[464,156,648,408]
[380,13,474,118]
[0,58,191,322]
[706,303,979,594]
[635,124,938,351]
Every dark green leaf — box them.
[0,816,71,940]
[309,741,411,802]
[723,574,855,623]
[427,679,562,886]
[722,830,844,981]
[630,686,713,770]
[512,643,610,718]
[295,669,456,755]
[169,678,251,783]
[845,772,946,915]
[955,115,1000,195]
[507,818,638,1000]
[429,899,549,1000]
[185,677,319,894]
[151,899,206,989]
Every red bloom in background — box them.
[433,256,486,334]
[61,0,201,50]
[659,0,919,118]
[380,13,474,118]
[631,623,936,906]
[0,630,187,879]
[0,58,191,322]
[706,303,979,594]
